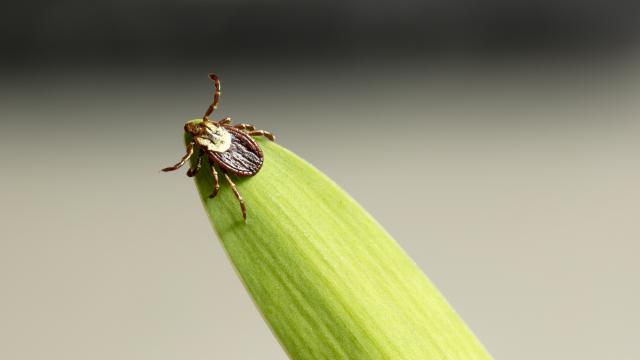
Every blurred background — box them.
[1,0,639,359]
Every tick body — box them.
[162,74,275,222]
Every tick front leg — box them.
[186,151,203,177]
[233,123,256,131]
[162,142,195,172]
[208,165,220,199]
[218,117,232,125]
[248,130,276,141]
[203,74,221,121]
[223,172,247,222]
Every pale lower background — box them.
[1,59,639,359]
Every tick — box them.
[162,73,275,222]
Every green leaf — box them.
[185,120,492,359]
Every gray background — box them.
[2,1,640,359]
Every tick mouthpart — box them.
[184,121,203,136]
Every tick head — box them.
[184,121,205,137]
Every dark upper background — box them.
[2,0,640,66]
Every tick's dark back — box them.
[209,126,264,177]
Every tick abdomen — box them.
[209,126,263,176]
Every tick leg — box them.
[248,130,276,142]
[203,73,221,121]
[233,123,256,131]
[218,117,232,125]
[223,172,246,222]
[162,142,195,172]
[186,151,203,177]
[208,165,220,199]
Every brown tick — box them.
[162,74,275,222]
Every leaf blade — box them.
[186,126,492,359]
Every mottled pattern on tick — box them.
[195,122,231,152]
[209,126,264,176]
